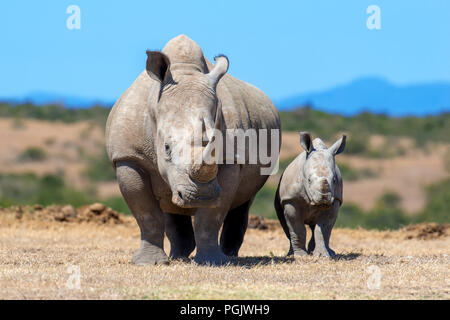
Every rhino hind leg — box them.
[165,213,195,260]
[219,199,253,257]
[115,161,169,265]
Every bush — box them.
[250,184,278,219]
[18,147,47,162]
[336,192,409,230]
[338,163,378,181]
[415,179,450,224]
[103,196,131,215]
[84,150,116,182]
[0,173,92,207]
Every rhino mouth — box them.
[171,179,221,208]
[310,195,335,209]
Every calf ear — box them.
[146,51,171,84]
[330,135,346,155]
[299,132,313,153]
[207,55,229,88]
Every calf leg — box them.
[284,202,308,257]
[165,213,195,260]
[116,161,168,265]
[307,224,316,253]
[312,203,339,258]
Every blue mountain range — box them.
[2,77,450,116]
[275,77,450,116]
[2,92,115,109]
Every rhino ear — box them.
[207,55,229,88]
[299,132,313,154]
[146,51,171,84]
[330,135,346,155]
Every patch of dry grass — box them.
[0,212,448,300]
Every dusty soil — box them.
[0,118,104,188]
[0,206,448,300]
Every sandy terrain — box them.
[0,118,104,188]
[0,208,448,300]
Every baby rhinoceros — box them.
[275,132,346,258]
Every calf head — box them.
[299,132,346,208]
[146,51,228,209]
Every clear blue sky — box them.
[1,1,449,102]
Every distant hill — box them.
[2,91,114,109]
[2,77,450,116]
[276,77,450,116]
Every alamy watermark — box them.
[66,5,81,30]
[66,264,81,290]
[367,5,381,30]
[366,265,382,289]
[165,124,280,175]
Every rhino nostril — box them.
[178,191,183,200]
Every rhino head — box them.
[299,132,346,208]
[146,50,229,209]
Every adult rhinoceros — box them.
[106,35,280,265]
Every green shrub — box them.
[336,192,409,230]
[415,179,450,224]
[338,163,378,181]
[0,173,92,207]
[84,150,116,182]
[18,147,47,162]
[250,184,278,219]
[103,196,131,215]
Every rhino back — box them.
[207,60,280,132]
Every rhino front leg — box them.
[312,204,338,258]
[193,164,240,265]
[193,208,229,265]
[284,202,308,257]
[116,161,169,265]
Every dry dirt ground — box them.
[0,206,448,300]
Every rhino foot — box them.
[131,241,169,266]
[194,249,230,266]
[312,247,336,258]
[293,248,309,257]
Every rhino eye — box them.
[308,177,312,185]
[164,143,171,160]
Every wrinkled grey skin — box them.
[275,132,346,258]
[106,35,280,265]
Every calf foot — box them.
[131,240,169,266]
